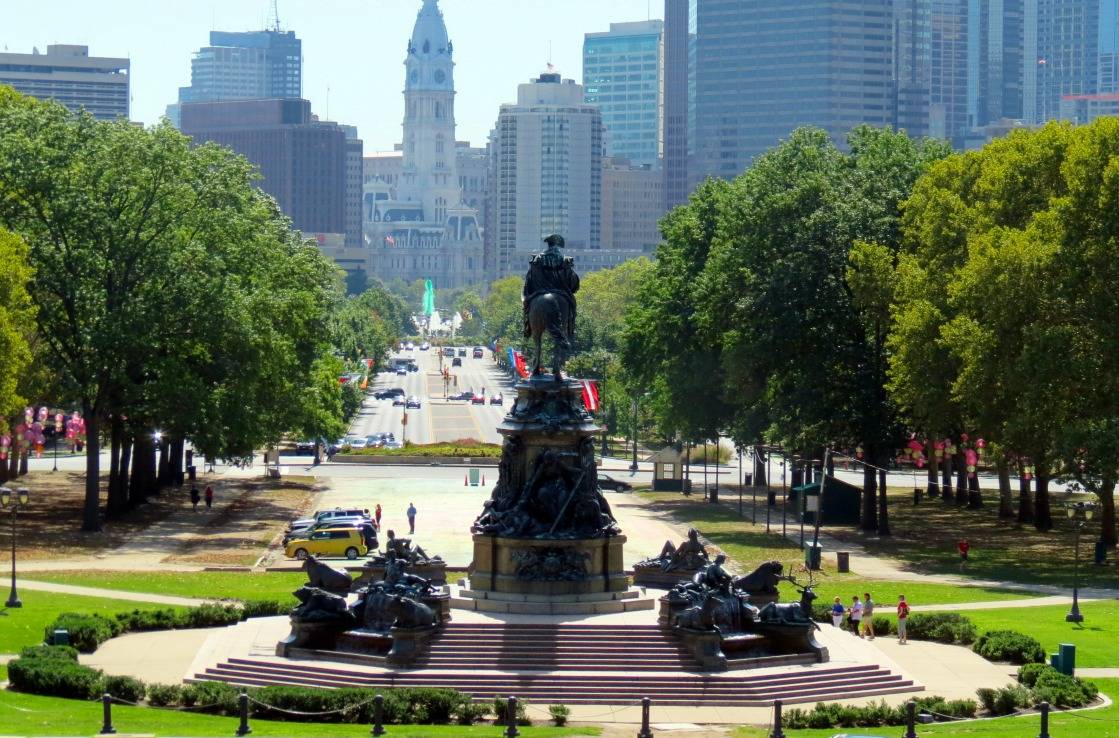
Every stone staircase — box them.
[192,622,920,706]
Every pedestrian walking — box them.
[407,502,417,534]
[190,485,201,511]
[860,592,875,640]
[848,595,863,636]
[204,485,214,510]
[830,596,845,628]
[957,538,970,570]
[896,594,910,644]
[375,503,382,529]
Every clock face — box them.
[434,69,446,84]
[409,69,419,84]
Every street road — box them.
[346,346,514,446]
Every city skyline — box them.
[1,0,657,151]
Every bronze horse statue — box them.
[523,234,579,379]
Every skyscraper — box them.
[686,1,896,188]
[489,72,604,278]
[180,98,349,240]
[1025,0,1099,123]
[662,0,692,210]
[583,20,664,168]
[0,44,129,120]
[363,0,484,289]
[967,0,1025,128]
[167,29,302,126]
[895,0,972,147]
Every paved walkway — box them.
[0,577,213,607]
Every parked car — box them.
[449,390,473,401]
[384,440,404,449]
[393,395,407,406]
[451,357,462,367]
[285,528,367,560]
[294,439,316,454]
[373,387,405,400]
[405,342,415,350]
[489,392,504,406]
[457,348,467,357]
[597,473,633,492]
[406,395,422,409]
[443,347,455,357]
[473,347,484,358]
[395,366,407,375]
[419,342,430,351]
[365,434,384,448]
[288,507,371,532]
[471,392,485,405]
[283,518,374,546]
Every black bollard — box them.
[904,699,918,738]
[1038,701,1050,738]
[371,693,385,736]
[637,696,653,738]
[100,693,117,735]
[769,699,786,738]
[505,695,520,738]
[236,691,252,736]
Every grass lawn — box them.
[24,570,307,603]
[731,679,1119,737]
[640,492,1036,606]
[0,689,599,737]
[819,486,1117,588]
[963,601,1119,668]
[0,589,189,654]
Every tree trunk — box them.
[942,451,954,502]
[106,415,126,517]
[877,465,890,536]
[926,439,940,498]
[967,473,983,508]
[129,433,154,508]
[170,436,185,487]
[81,404,101,532]
[1017,458,1034,524]
[118,434,133,509]
[1099,479,1116,548]
[955,449,969,505]
[18,448,28,475]
[156,437,170,490]
[996,458,1014,518]
[7,445,17,479]
[753,448,767,487]
[1034,470,1053,532]
[860,445,878,532]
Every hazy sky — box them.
[3,0,660,151]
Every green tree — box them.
[0,227,35,479]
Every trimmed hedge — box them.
[105,674,146,703]
[45,601,291,653]
[782,696,976,729]
[1031,669,1099,708]
[1017,662,1052,687]
[905,613,978,645]
[973,630,1046,664]
[146,683,184,707]
[8,654,106,700]
[977,684,1031,715]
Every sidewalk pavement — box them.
[0,577,212,607]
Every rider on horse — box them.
[523,234,579,342]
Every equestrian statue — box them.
[523,234,579,379]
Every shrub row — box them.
[45,600,291,653]
[782,696,977,729]
[9,649,503,726]
[978,664,1099,714]
[974,630,1046,665]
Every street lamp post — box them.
[1065,501,1098,624]
[2,486,30,608]
[629,396,639,473]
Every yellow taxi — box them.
[284,528,367,560]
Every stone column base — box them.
[468,533,628,596]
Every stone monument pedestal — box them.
[469,533,628,596]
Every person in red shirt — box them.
[957,539,970,570]
[896,595,910,644]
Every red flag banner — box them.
[582,380,599,411]
[513,350,530,379]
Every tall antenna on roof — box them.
[267,0,281,32]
